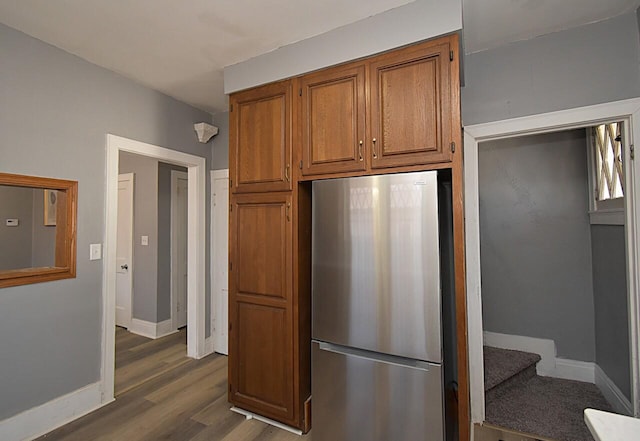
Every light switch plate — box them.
[90,243,102,261]
[141,235,149,246]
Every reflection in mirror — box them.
[0,186,57,271]
[0,173,77,288]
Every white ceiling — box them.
[1,0,639,114]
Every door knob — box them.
[121,264,128,270]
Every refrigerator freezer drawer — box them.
[312,341,444,441]
[312,171,442,362]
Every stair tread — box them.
[484,346,541,391]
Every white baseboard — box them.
[0,382,104,441]
[483,331,595,382]
[483,331,557,376]
[129,318,176,339]
[595,365,633,416]
[554,358,595,383]
[231,406,303,435]
[204,336,214,356]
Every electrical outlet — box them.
[141,235,149,246]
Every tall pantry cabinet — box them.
[228,33,466,437]
[228,80,311,430]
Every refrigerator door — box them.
[312,341,444,441]
[312,171,441,362]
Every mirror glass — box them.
[0,173,77,288]
[0,185,57,271]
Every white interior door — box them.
[212,170,229,355]
[116,173,134,328]
[172,171,188,330]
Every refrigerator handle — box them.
[316,341,437,371]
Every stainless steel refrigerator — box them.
[312,171,444,441]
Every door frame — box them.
[171,170,189,331]
[102,134,208,403]
[464,97,640,423]
[211,169,229,354]
[116,172,134,329]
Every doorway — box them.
[102,134,208,403]
[464,98,640,427]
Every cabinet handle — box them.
[372,138,378,159]
[285,164,290,182]
[286,203,291,222]
[358,140,364,162]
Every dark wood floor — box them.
[38,327,309,441]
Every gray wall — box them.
[479,130,596,361]
[0,23,212,421]
[31,189,56,268]
[224,0,462,93]
[592,225,631,400]
[462,12,640,125]
[0,186,33,270]
[157,162,187,322]
[211,111,229,170]
[119,153,160,323]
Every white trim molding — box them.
[129,318,176,339]
[483,332,595,382]
[589,209,625,225]
[170,169,189,332]
[230,407,303,436]
[465,98,640,422]
[484,332,556,377]
[0,382,105,441]
[211,169,230,356]
[595,365,633,416]
[103,134,209,406]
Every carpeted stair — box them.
[483,346,612,441]
[484,346,541,392]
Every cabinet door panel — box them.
[235,198,289,300]
[232,302,293,420]
[301,63,366,176]
[229,192,296,424]
[370,41,452,168]
[230,81,292,193]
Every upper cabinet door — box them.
[369,39,453,169]
[230,81,292,193]
[300,62,367,176]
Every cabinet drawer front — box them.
[230,81,292,193]
[370,41,453,168]
[231,302,294,421]
[301,63,367,176]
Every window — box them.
[588,121,625,224]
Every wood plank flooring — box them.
[38,327,310,441]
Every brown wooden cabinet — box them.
[229,80,292,193]
[229,33,466,439]
[300,62,367,176]
[299,35,457,177]
[229,192,296,423]
[369,38,453,168]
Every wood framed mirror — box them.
[0,173,77,288]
